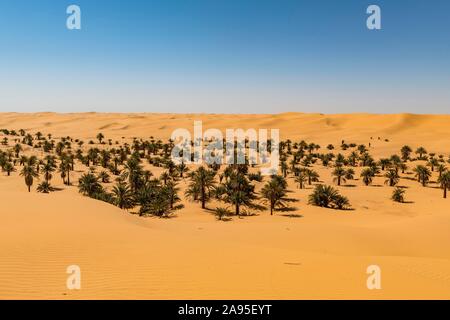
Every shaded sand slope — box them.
[0,113,450,299]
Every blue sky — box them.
[0,0,449,113]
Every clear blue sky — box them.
[0,0,449,113]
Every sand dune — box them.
[0,112,449,299]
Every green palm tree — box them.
[111,182,134,209]
[165,180,181,210]
[308,184,350,210]
[177,161,189,178]
[360,168,374,186]
[400,145,412,162]
[41,162,55,182]
[13,144,22,158]
[427,158,439,172]
[185,166,216,209]
[345,168,355,180]
[261,176,293,215]
[37,181,53,193]
[121,158,144,192]
[437,164,447,178]
[384,169,400,187]
[20,164,38,192]
[379,158,391,171]
[332,166,346,186]
[294,171,307,189]
[98,170,110,183]
[437,171,450,199]
[97,132,105,144]
[2,162,15,176]
[392,187,405,203]
[415,147,427,159]
[78,173,103,197]
[304,168,319,185]
[215,170,258,216]
[413,165,432,187]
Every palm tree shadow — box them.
[280,213,303,218]
[342,184,357,188]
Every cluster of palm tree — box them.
[1,127,450,221]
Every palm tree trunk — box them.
[201,185,205,209]
[236,203,240,216]
[444,187,447,199]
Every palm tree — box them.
[96,133,105,144]
[392,187,405,203]
[437,164,447,178]
[121,158,144,192]
[215,169,258,216]
[379,158,391,171]
[384,169,400,187]
[304,168,319,185]
[177,161,189,178]
[98,170,110,183]
[111,182,134,209]
[78,173,103,197]
[360,168,374,186]
[37,181,53,193]
[13,144,22,158]
[332,166,346,186]
[308,184,350,210]
[41,162,55,182]
[215,207,231,221]
[261,176,293,215]
[20,164,38,192]
[345,168,355,180]
[58,158,71,185]
[437,171,450,199]
[294,171,307,189]
[413,165,432,187]
[165,180,181,210]
[415,147,427,159]
[185,166,216,209]
[400,145,412,162]
[2,162,15,176]
[427,158,439,172]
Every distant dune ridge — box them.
[0,112,450,299]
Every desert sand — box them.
[1,112,450,299]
